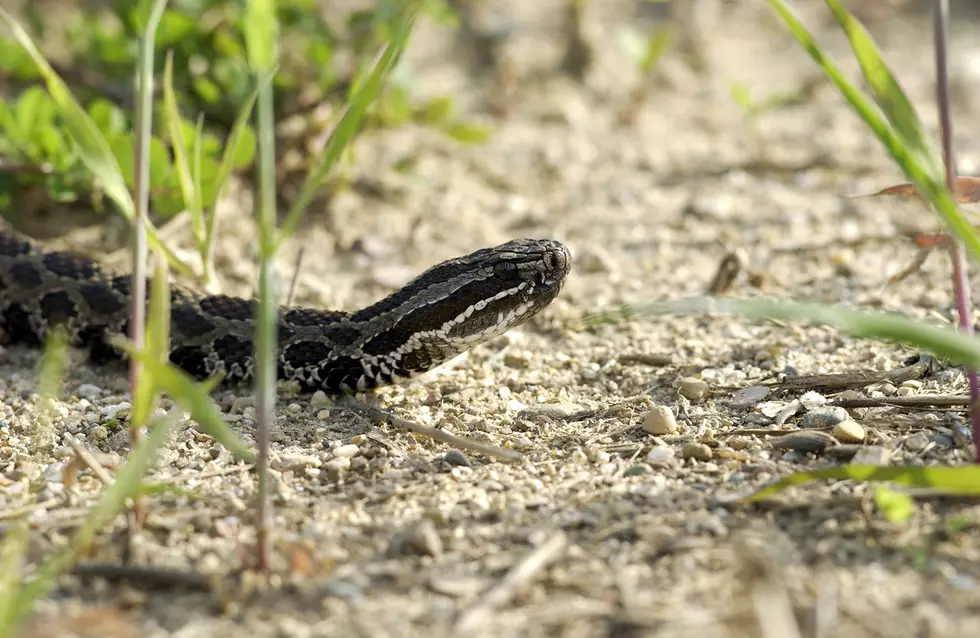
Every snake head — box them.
[353,238,571,384]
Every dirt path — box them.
[5,2,980,637]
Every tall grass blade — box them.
[276,3,421,247]
[131,256,170,428]
[766,0,980,263]
[244,0,280,571]
[747,465,980,502]
[589,296,980,368]
[824,0,941,175]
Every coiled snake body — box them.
[0,230,571,392]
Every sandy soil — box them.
[4,2,980,637]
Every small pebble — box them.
[393,519,443,557]
[324,456,351,474]
[101,402,131,419]
[904,431,931,453]
[642,406,678,435]
[316,409,331,421]
[287,402,302,415]
[681,442,712,461]
[772,431,835,453]
[802,406,849,429]
[677,377,708,401]
[443,450,472,467]
[332,444,360,458]
[88,425,109,442]
[271,453,321,471]
[731,386,769,407]
[310,390,332,408]
[623,463,652,477]
[75,384,102,400]
[851,446,890,466]
[644,446,675,467]
[832,420,866,443]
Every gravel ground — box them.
[4,2,980,637]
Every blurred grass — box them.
[594,0,980,500]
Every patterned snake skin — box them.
[0,229,571,392]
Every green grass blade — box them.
[276,3,421,248]
[121,343,254,462]
[824,0,940,174]
[33,326,69,445]
[244,0,277,73]
[11,406,182,629]
[132,255,170,428]
[163,51,199,244]
[747,465,980,502]
[589,296,980,368]
[0,521,29,635]
[766,0,980,263]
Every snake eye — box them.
[493,261,518,281]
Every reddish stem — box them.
[934,0,980,463]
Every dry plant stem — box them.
[455,531,568,631]
[934,0,980,462]
[337,396,522,462]
[65,435,114,486]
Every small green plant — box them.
[0,0,481,236]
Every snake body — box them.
[0,230,570,392]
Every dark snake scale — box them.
[0,229,571,392]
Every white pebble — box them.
[832,420,865,443]
[677,377,708,401]
[642,406,678,435]
[332,444,360,458]
[310,390,332,408]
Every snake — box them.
[0,229,571,392]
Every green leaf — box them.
[0,8,193,277]
[156,10,196,47]
[148,136,172,188]
[88,98,127,135]
[747,465,980,502]
[211,73,264,218]
[0,9,133,219]
[766,0,980,264]
[108,134,136,186]
[15,85,52,136]
[874,486,915,524]
[421,96,454,125]
[278,2,423,248]
[442,121,492,145]
[163,51,196,232]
